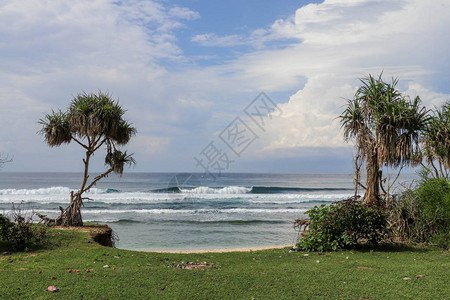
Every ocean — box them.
[0,172,418,251]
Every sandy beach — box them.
[152,245,291,253]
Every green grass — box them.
[0,228,448,299]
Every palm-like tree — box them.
[421,101,450,178]
[340,74,428,207]
[39,92,136,226]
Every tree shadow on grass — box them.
[353,242,428,253]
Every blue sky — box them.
[173,0,316,62]
[0,0,449,174]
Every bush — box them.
[416,178,450,231]
[0,214,13,242]
[297,199,389,252]
[389,178,450,249]
[0,212,47,252]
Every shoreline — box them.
[148,245,291,253]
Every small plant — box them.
[0,213,13,241]
[297,199,389,252]
[0,209,47,251]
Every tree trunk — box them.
[55,191,83,226]
[54,149,92,227]
[363,151,383,208]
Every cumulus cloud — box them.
[0,0,200,171]
[220,0,450,156]
[1,0,449,172]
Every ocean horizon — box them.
[0,172,419,251]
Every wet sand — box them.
[151,245,291,253]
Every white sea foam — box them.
[0,195,348,205]
[0,186,71,195]
[180,186,251,194]
[0,188,119,204]
[0,186,108,195]
[0,190,352,204]
[248,194,353,203]
[0,184,354,208]
[31,207,308,215]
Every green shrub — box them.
[416,178,450,231]
[0,214,14,241]
[0,213,47,251]
[297,199,389,252]
[389,178,450,249]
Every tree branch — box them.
[93,138,107,153]
[380,179,388,196]
[390,166,403,190]
[420,161,435,179]
[357,181,367,190]
[430,160,440,178]
[83,168,114,194]
[438,158,445,178]
[75,152,91,197]
[71,137,89,151]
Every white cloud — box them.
[169,6,200,20]
[218,0,450,155]
[191,33,245,47]
[131,135,170,154]
[1,0,449,172]
[0,0,201,171]
[405,83,449,109]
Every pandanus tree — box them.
[38,92,136,226]
[421,100,450,178]
[340,74,428,208]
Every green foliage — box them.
[39,92,136,148]
[340,74,428,168]
[0,213,47,252]
[422,100,450,175]
[297,200,389,252]
[38,110,72,147]
[67,92,136,145]
[431,231,450,250]
[0,214,12,240]
[104,147,136,175]
[416,178,450,228]
[38,92,136,178]
[388,178,450,249]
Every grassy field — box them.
[0,228,448,299]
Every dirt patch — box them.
[53,225,114,247]
[88,225,114,247]
[357,266,380,270]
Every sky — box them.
[0,0,449,174]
